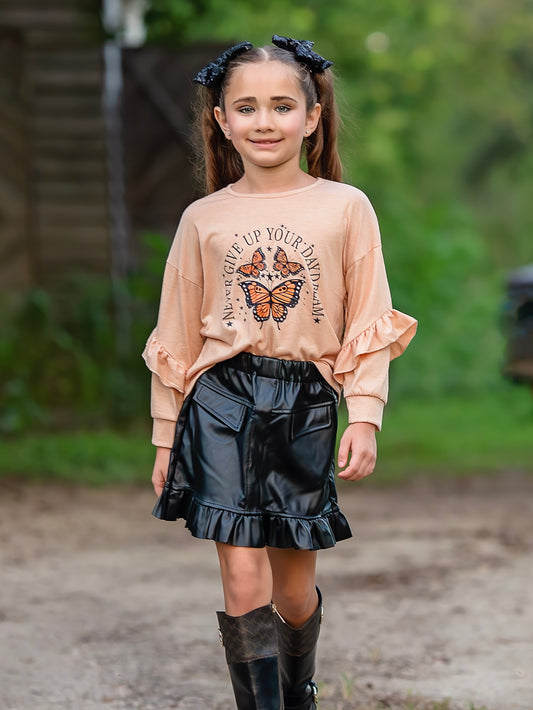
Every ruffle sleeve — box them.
[141,215,205,446]
[334,308,417,378]
[334,194,417,427]
[142,331,187,394]
[333,309,417,428]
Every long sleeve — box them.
[142,214,205,447]
[333,196,417,429]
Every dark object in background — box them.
[503,264,533,384]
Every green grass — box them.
[372,384,533,483]
[0,385,531,486]
[0,428,154,486]
[335,383,533,485]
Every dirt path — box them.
[1,474,532,710]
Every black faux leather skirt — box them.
[152,353,352,550]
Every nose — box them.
[254,108,274,132]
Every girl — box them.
[143,35,417,710]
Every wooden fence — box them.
[0,0,224,293]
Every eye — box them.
[237,105,254,114]
[275,105,291,114]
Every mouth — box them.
[250,139,282,145]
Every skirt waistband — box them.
[222,352,322,382]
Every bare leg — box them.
[215,542,273,615]
[267,547,318,626]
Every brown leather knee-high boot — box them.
[273,588,323,710]
[217,604,283,710]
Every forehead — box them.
[225,60,303,99]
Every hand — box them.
[337,422,377,482]
[152,447,171,496]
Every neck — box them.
[232,164,316,194]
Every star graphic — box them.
[226,321,233,327]
[314,318,321,324]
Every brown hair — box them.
[192,45,343,194]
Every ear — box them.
[305,102,322,137]
[214,106,230,138]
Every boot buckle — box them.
[310,680,319,705]
[271,603,287,624]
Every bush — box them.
[0,233,168,435]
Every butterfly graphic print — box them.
[273,247,304,277]
[239,279,303,324]
[237,247,266,278]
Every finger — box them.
[339,465,363,481]
[339,451,375,481]
[338,449,363,479]
[337,436,350,468]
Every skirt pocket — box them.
[192,382,248,432]
[290,402,333,441]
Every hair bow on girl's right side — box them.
[194,41,253,87]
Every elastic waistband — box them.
[222,353,322,382]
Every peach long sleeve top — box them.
[143,179,417,447]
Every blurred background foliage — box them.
[1,0,532,478]
[143,0,533,402]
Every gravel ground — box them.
[1,473,532,710]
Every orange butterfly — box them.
[237,248,266,278]
[239,279,303,323]
[273,247,304,277]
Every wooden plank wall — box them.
[0,1,229,294]
[0,26,30,290]
[0,0,109,291]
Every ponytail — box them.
[305,69,342,182]
[192,86,243,194]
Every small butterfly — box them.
[273,247,304,277]
[237,248,266,278]
[239,279,303,324]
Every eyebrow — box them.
[231,95,299,105]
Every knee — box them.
[219,550,272,615]
[273,584,318,626]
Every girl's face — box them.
[214,60,321,177]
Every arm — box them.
[142,213,205,489]
[143,262,203,444]
[334,196,417,480]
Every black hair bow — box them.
[271,35,333,72]
[193,36,332,88]
[193,41,253,87]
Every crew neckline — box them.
[226,178,323,198]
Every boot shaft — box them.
[217,604,279,664]
[217,604,283,710]
[273,588,323,710]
